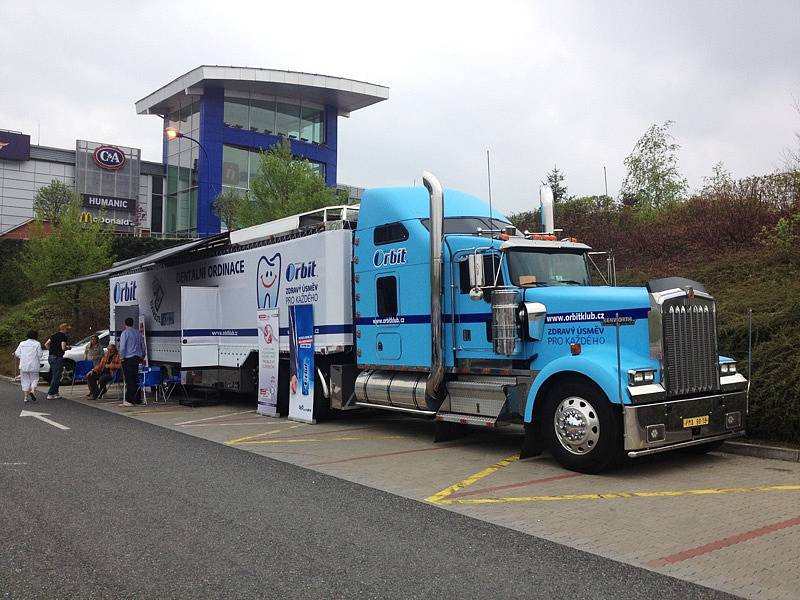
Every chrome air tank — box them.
[491,287,520,356]
[355,370,430,411]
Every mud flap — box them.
[434,420,468,443]
[519,423,544,459]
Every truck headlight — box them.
[720,362,737,375]
[628,369,656,386]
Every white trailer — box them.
[108,209,356,396]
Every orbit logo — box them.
[372,247,407,268]
[285,260,317,282]
[113,280,137,304]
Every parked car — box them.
[39,330,111,384]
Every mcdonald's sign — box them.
[79,211,93,224]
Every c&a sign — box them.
[93,145,127,170]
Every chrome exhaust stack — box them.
[423,171,445,402]
[539,185,555,234]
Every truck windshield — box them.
[506,250,590,287]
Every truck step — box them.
[445,376,515,418]
[354,401,436,416]
[435,412,500,428]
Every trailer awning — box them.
[48,233,229,288]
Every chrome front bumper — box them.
[623,390,747,457]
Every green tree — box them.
[620,121,688,210]
[238,139,346,227]
[32,179,79,224]
[785,98,800,171]
[701,161,733,195]
[20,200,114,331]
[213,188,244,230]
[541,165,569,202]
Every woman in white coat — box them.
[14,330,43,403]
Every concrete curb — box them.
[720,440,800,463]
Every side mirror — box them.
[467,253,485,288]
[519,302,547,341]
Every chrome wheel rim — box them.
[554,396,600,455]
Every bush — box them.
[0,240,27,305]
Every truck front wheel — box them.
[543,380,621,474]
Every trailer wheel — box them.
[543,379,621,474]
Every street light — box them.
[163,127,213,236]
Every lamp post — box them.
[164,127,213,237]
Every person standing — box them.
[84,334,103,366]
[118,317,144,406]
[14,330,43,403]
[44,322,71,400]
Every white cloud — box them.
[1,0,798,216]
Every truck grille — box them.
[662,300,719,397]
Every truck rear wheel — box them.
[543,380,621,474]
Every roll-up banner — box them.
[288,304,315,424]
[257,308,280,417]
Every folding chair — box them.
[138,366,163,404]
[105,368,124,401]
[70,360,95,394]
[162,372,189,404]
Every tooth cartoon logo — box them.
[257,253,281,309]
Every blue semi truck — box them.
[60,172,748,473]
[348,173,748,472]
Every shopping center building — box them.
[0,65,388,238]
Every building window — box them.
[151,175,163,233]
[374,223,408,245]
[223,98,249,129]
[222,145,250,190]
[222,95,325,144]
[301,107,324,143]
[276,102,300,139]
[309,160,325,180]
[165,98,200,235]
[222,144,325,194]
[376,276,398,318]
[250,99,275,134]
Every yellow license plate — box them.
[683,415,709,428]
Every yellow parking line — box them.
[231,435,404,446]
[426,455,800,505]
[225,424,304,445]
[425,455,519,504]
[435,484,800,505]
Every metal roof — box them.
[136,65,389,117]
[48,233,229,288]
[356,187,510,230]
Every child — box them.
[14,330,43,403]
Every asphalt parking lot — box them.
[45,383,800,600]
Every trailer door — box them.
[113,305,140,344]
[181,286,220,368]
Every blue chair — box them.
[70,360,96,393]
[138,366,163,403]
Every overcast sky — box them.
[2,0,798,215]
